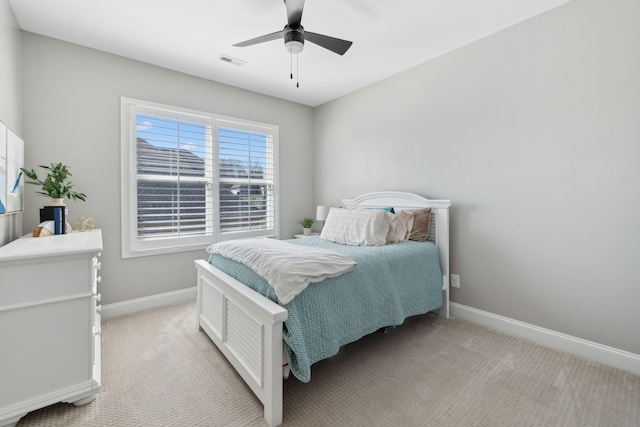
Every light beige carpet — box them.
[17,301,639,426]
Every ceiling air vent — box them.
[219,55,247,67]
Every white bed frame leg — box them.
[434,204,450,319]
[439,282,450,319]
[263,325,283,426]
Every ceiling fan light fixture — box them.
[285,40,304,54]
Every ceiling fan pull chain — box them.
[296,54,299,88]
[290,50,293,80]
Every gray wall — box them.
[21,33,315,305]
[314,0,640,355]
[0,0,22,245]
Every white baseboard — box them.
[450,302,640,376]
[101,294,639,375]
[102,287,196,319]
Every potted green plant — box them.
[299,217,315,235]
[20,162,87,205]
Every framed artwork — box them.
[3,124,24,213]
[0,121,6,214]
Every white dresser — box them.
[0,229,103,427]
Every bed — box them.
[194,191,451,426]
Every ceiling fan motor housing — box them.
[284,26,305,54]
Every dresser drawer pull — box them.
[95,293,102,302]
[96,305,102,312]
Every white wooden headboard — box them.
[342,191,451,318]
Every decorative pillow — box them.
[320,207,394,246]
[340,206,397,243]
[390,209,415,243]
[407,208,432,242]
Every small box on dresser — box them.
[0,229,103,427]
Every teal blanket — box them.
[207,237,442,382]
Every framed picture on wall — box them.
[0,124,24,213]
[0,121,7,214]
[5,125,24,213]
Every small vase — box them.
[50,198,66,206]
[303,228,311,236]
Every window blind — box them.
[136,114,213,239]
[218,126,275,234]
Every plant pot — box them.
[303,228,311,236]
[50,198,66,206]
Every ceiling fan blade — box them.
[304,31,353,55]
[233,30,284,48]
[285,0,305,28]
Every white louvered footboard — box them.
[195,260,288,426]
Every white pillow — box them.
[320,207,394,246]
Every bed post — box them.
[263,323,284,426]
[433,205,450,319]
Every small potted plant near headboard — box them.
[299,217,315,235]
[20,162,87,206]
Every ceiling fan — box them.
[233,0,353,56]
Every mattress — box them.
[207,236,443,382]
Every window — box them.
[121,98,278,257]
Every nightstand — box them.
[294,232,320,238]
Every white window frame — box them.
[121,97,279,258]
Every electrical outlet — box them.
[451,274,460,288]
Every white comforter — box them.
[206,238,357,304]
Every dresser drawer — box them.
[0,296,92,406]
[0,255,92,309]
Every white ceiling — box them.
[9,0,571,107]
